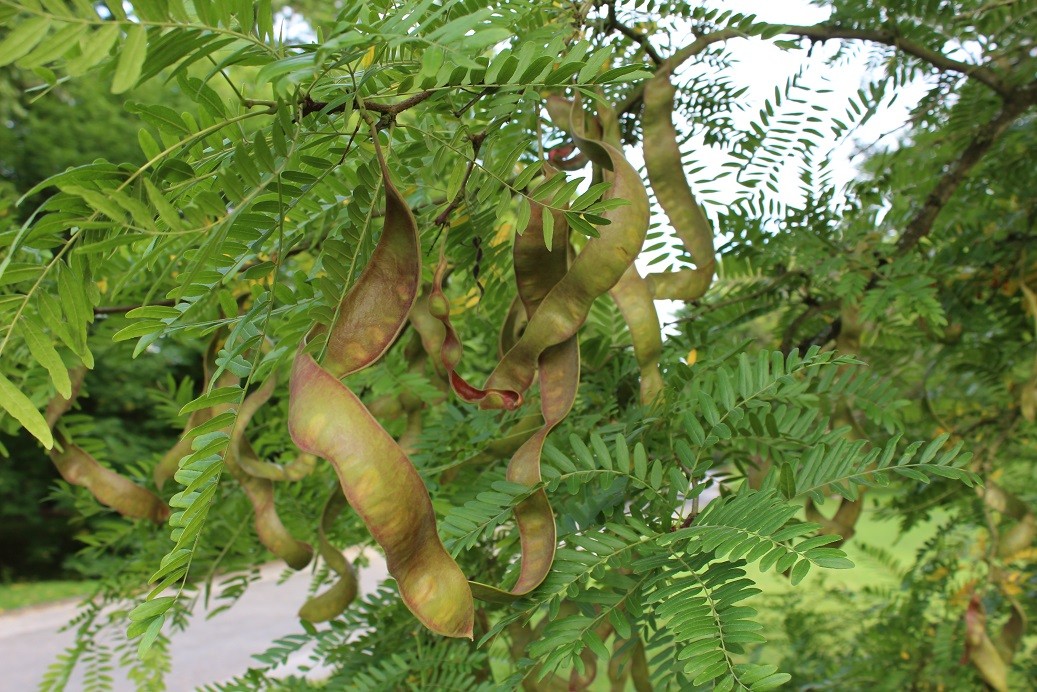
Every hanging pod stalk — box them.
[288,131,474,639]
[641,69,716,301]
[470,195,578,602]
[483,100,649,400]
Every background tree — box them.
[0,0,1033,689]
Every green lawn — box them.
[0,580,92,613]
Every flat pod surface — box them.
[287,137,473,638]
[289,352,473,636]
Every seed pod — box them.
[290,352,473,637]
[50,435,170,523]
[642,69,716,301]
[298,489,359,623]
[470,196,577,602]
[288,133,473,638]
[609,266,664,405]
[46,368,168,523]
[484,101,649,399]
[545,97,665,406]
[498,296,526,359]
[426,246,523,410]
[226,369,313,570]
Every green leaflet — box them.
[288,134,474,638]
[0,370,53,449]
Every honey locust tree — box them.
[0,0,1032,689]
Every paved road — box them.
[0,550,388,691]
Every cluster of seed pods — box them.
[282,97,655,636]
[48,78,713,642]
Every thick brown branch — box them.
[896,87,1036,252]
[302,90,436,117]
[781,24,1012,98]
[607,2,663,66]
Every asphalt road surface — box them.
[0,550,388,691]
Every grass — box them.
[0,580,92,613]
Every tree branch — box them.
[302,90,436,117]
[896,84,1037,252]
[781,24,1012,98]
[606,2,663,66]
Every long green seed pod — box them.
[45,368,168,523]
[288,134,473,638]
[483,103,649,399]
[470,198,578,602]
[609,266,664,405]
[642,69,716,301]
[298,488,359,622]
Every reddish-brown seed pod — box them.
[287,132,474,638]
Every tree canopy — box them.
[0,0,1034,689]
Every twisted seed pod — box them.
[298,489,359,622]
[470,198,577,602]
[288,134,473,638]
[46,368,168,523]
[483,101,649,399]
[542,95,665,404]
[642,69,716,301]
[51,437,170,523]
[225,365,313,570]
[497,296,526,359]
